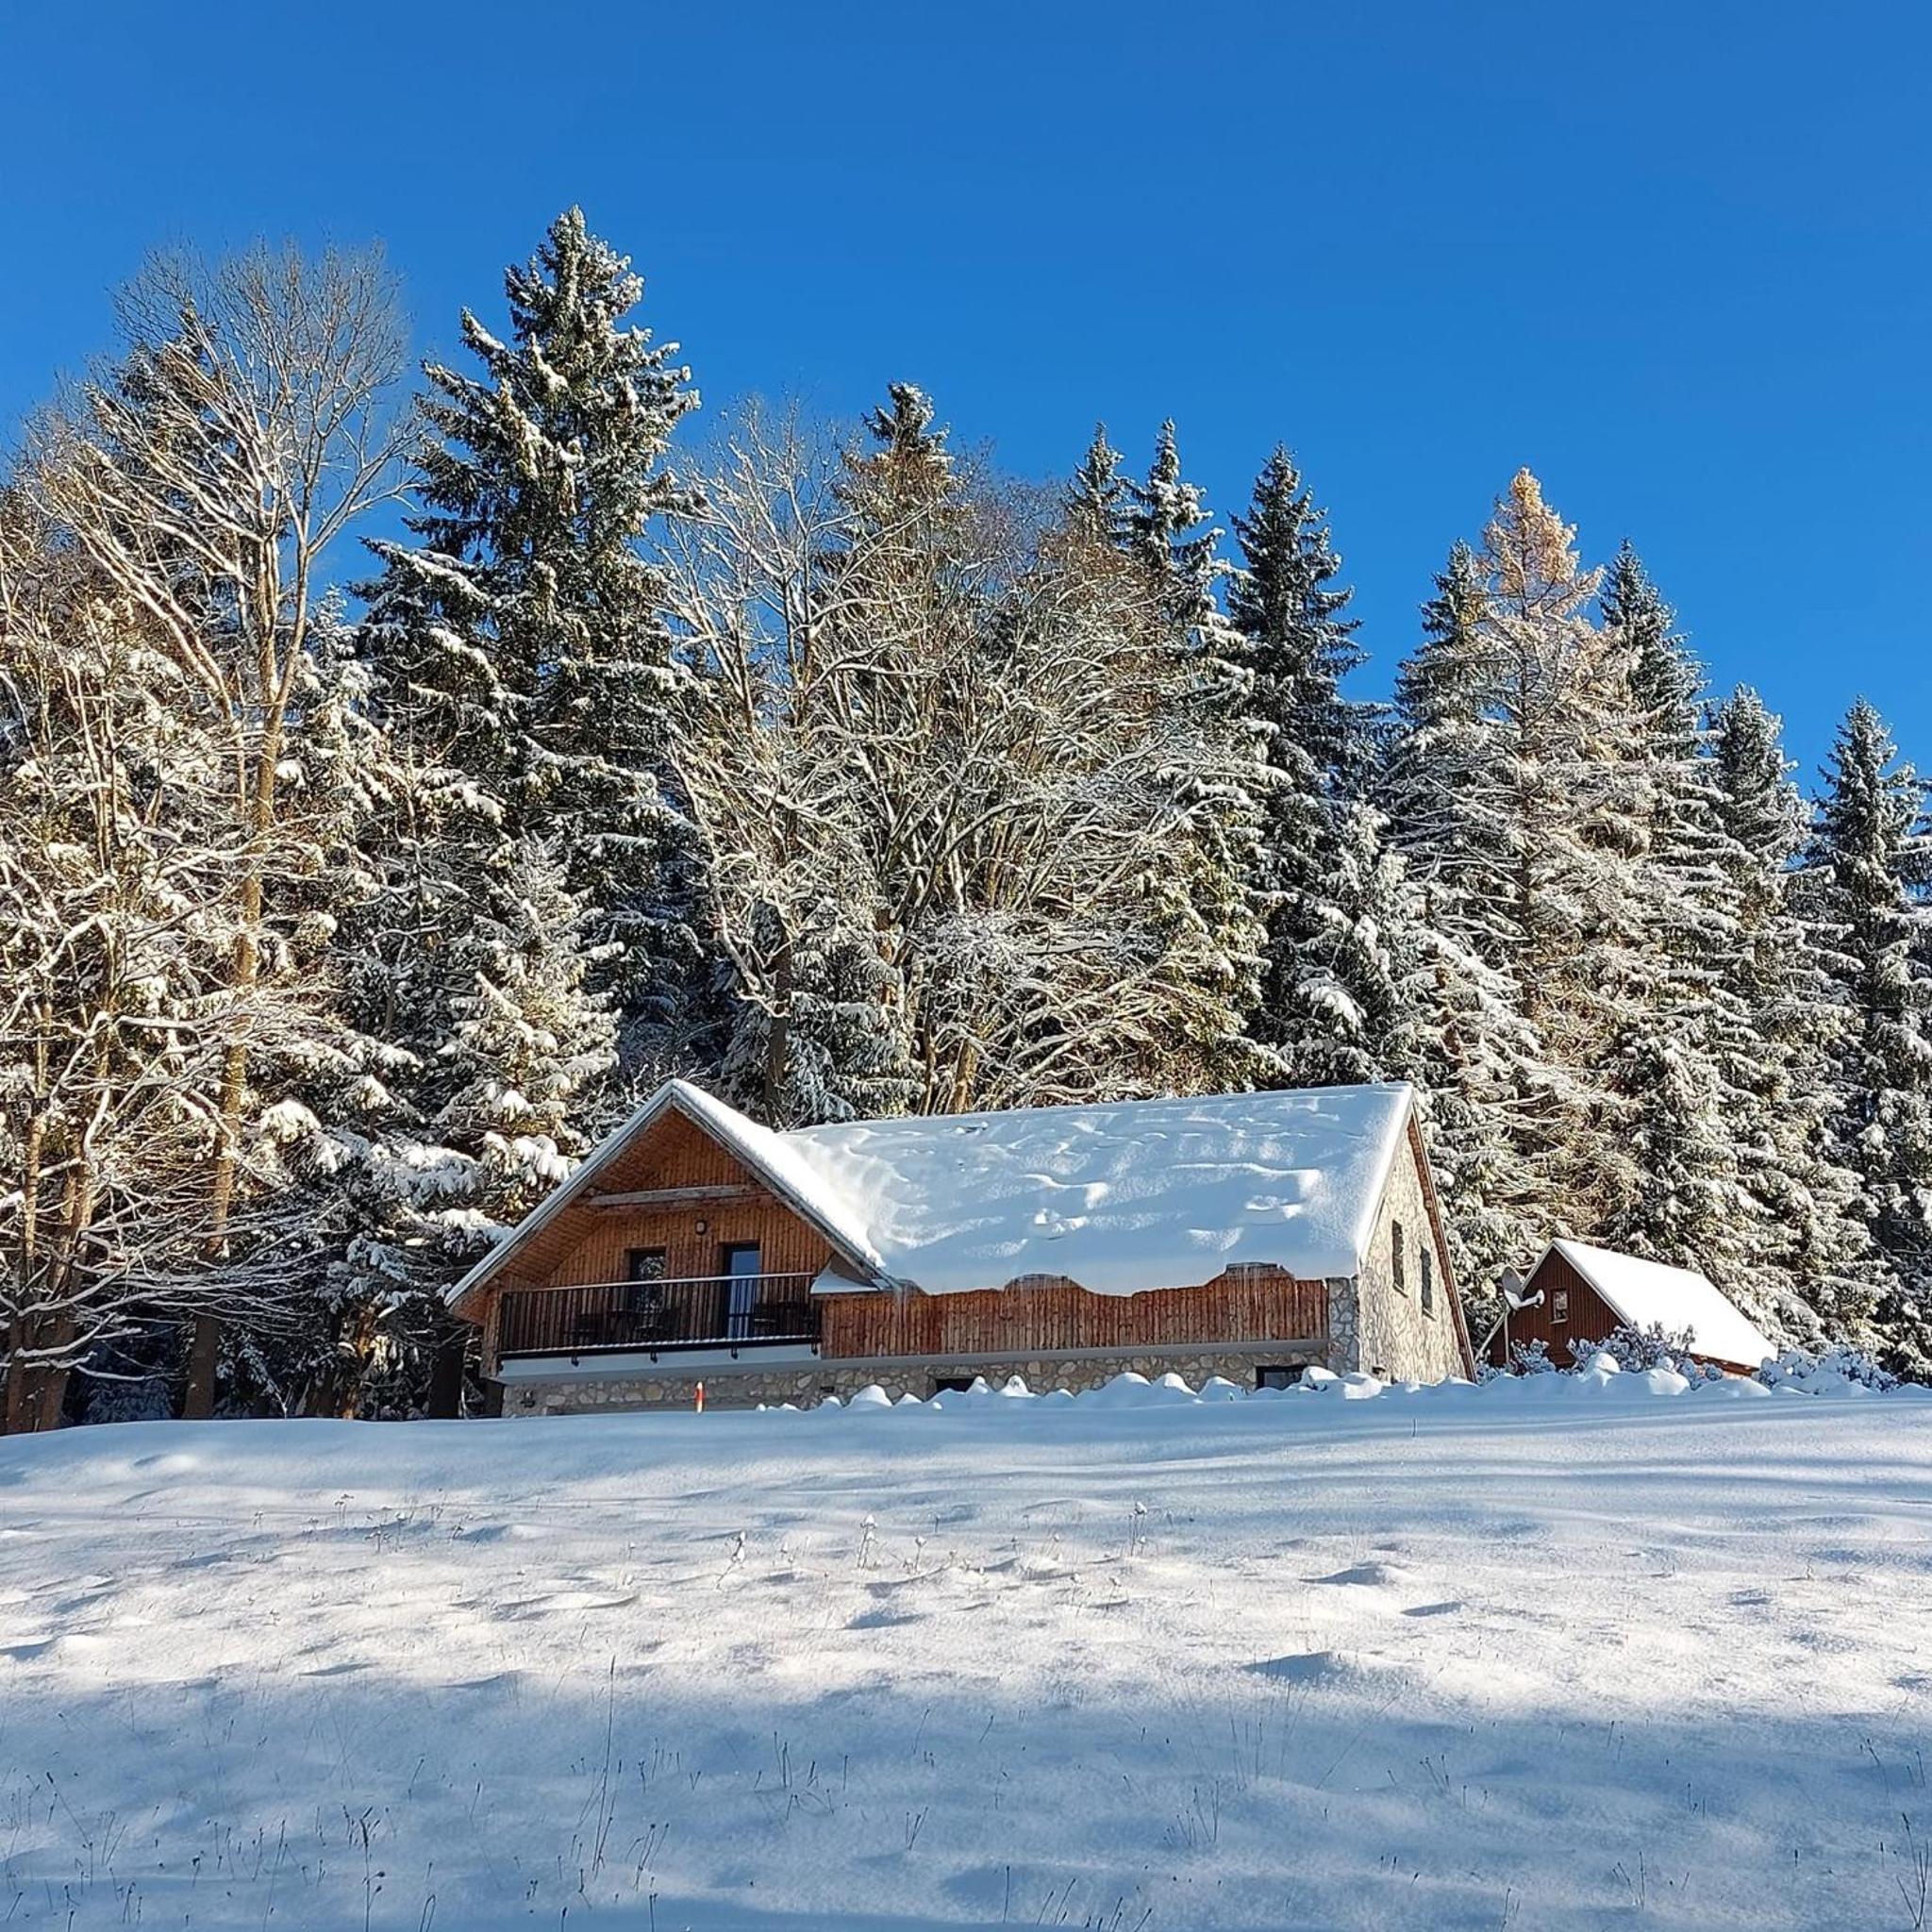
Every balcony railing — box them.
[497,1274,821,1361]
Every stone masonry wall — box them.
[1355,1132,1466,1383]
[498,1343,1330,1418]
[1324,1277,1359,1374]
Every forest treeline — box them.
[3,210,1927,1427]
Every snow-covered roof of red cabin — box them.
[452,1079,1420,1303]
[1543,1240,1775,1369]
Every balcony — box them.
[496,1274,821,1362]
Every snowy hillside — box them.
[2,1374,1929,1930]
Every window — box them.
[1420,1248,1435,1317]
[931,1375,978,1396]
[625,1249,668,1315]
[1552,1289,1570,1324]
[1255,1365,1305,1391]
[1391,1221,1407,1293]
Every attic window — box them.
[1392,1222,1407,1293]
[1420,1248,1435,1317]
[1552,1289,1570,1324]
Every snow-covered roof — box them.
[452,1080,1420,1305]
[783,1085,1416,1295]
[1544,1240,1775,1370]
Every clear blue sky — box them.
[3,0,1926,776]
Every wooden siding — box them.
[491,1111,838,1292]
[476,1111,838,1373]
[821,1269,1328,1360]
[1483,1247,1618,1368]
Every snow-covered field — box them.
[2,1373,1929,1930]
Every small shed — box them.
[1489,1239,1776,1374]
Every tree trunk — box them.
[28,1357,72,1432]
[179,1314,221,1420]
[2,1330,31,1436]
[427,1323,469,1420]
[761,925,794,1123]
[1,1314,72,1434]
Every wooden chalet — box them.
[1487,1239,1776,1374]
[449,1079,1476,1415]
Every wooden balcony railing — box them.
[497,1274,821,1361]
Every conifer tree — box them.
[1380,541,1543,1287]
[1122,422,1241,674]
[1592,545,1754,1291]
[1802,701,1932,1371]
[1473,471,1644,1232]
[1113,423,1266,1084]
[1708,688,1869,1341]
[1226,447,1409,1087]
[431,837,619,1211]
[361,208,708,1084]
[1066,423,1126,545]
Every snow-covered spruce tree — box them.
[1707,688,1870,1342]
[432,836,618,1215]
[1379,541,1545,1291]
[1117,423,1267,1086]
[1226,446,1414,1088]
[1066,422,1127,546]
[360,208,712,1087]
[287,696,623,1416]
[1591,545,1756,1299]
[1800,701,1932,1372]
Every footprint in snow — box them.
[495,1589,640,1618]
[1313,1561,1404,1588]
[1248,1651,1357,1683]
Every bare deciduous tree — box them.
[9,244,408,1418]
[667,396,1262,1126]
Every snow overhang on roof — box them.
[1544,1239,1776,1370]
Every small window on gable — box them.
[1552,1289,1570,1324]
[1391,1221,1407,1293]
[1421,1247,1435,1316]
[1256,1365,1304,1391]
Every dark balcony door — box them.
[720,1243,761,1341]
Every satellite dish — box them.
[1500,1268,1542,1311]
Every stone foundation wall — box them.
[497,1342,1330,1418]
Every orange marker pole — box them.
[693,1379,705,1413]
